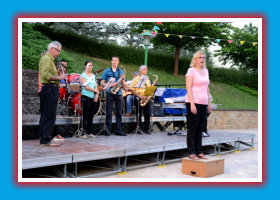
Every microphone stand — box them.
[72,68,90,139]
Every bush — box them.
[22,23,74,72]
[28,24,257,89]
[22,23,50,70]
[207,66,258,89]
[34,24,191,75]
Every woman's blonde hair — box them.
[190,51,206,68]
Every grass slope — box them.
[22,24,258,110]
[62,49,258,110]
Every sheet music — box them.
[155,88,166,96]
[136,76,148,88]
[144,86,157,96]
[103,77,115,90]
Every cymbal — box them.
[93,68,104,74]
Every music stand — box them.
[143,86,157,134]
[96,90,110,136]
[133,76,147,135]
[135,97,145,135]
[72,95,88,139]
[134,86,157,135]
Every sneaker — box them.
[53,135,65,141]
[88,134,96,138]
[81,134,88,139]
[40,140,62,147]
[202,131,210,137]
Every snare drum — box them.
[68,73,81,92]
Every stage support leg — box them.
[214,144,217,155]
[64,164,67,178]
[238,140,240,151]
[161,151,166,165]
[156,152,160,165]
[122,156,128,172]
[117,157,121,171]
[74,163,78,177]
[52,164,68,178]
[251,138,255,150]
[215,143,221,156]
[239,139,255,150]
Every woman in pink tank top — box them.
[185,51,211,160]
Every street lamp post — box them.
[139,31,155,66]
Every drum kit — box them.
[58,69,130,117]
[58,72,103,117]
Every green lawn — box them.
[62,48,258,110]
[22,24,258,110]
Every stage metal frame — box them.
[22,131,255,178]
[22,114,186,126]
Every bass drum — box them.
[59,87,68,102]
[67,93,101,116]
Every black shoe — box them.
[116,131,127,136]
[146,131,151,135]
[202,131,210,137]
[104,130,111,136]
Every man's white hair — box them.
[48,41,62,50]
[139,65,147,72]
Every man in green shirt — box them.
[39,41,66,147]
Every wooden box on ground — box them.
[182,157,224,178]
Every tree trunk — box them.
[173,46,180,76]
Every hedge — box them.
[29,24,257,89]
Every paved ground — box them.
[105,128,259,179]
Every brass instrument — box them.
[57,56,71,93]
[140,74,158,107]
[110,66,126,95]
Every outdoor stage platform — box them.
[22,130,255,178]
[22,114,186,126]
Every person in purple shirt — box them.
[58,59,68,87]
[185,51,211,160]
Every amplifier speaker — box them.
[153,103,164,117]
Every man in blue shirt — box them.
[101,56,127,136]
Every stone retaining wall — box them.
[152,109,258,133]
[207,110,258,129]
[22,69,40,114]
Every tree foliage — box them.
[42,22,116,42]
[105,22,142,47]
[131,22,231,76]
[42,22,143,47]
[214,23,258,74]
